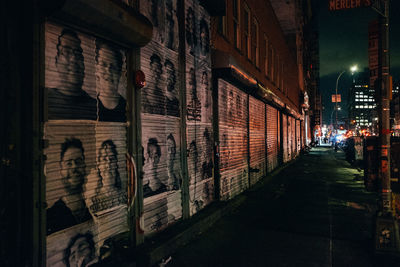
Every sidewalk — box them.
[111,147,400,266]
[161,147,382,266]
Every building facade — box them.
[1,0,316,266]
[348,69,377,134]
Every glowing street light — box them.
[334,65,358,133]
[350,64,358,74]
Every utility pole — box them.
[378,0,391,216]
[374,0,399,254]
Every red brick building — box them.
[1,0,319,266]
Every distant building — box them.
[391,80,400,136]
[348,68,377,133]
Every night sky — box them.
[317,1,400,125]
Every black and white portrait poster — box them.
[140,0,184,235]
[218,79,249,200]
[187,125,214,215]
[185,0,213,215]
[141,119,183,233]
[45,22,127,122]
[44,22,129,266]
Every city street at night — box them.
[166,147,385,267]
[4,1,400,266]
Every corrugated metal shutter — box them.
[44,22,129,266]
[249,96,265,185]
[282,114,288,163]
[140,0,183,235]
[296,119,301,153]
[288,115,293,160]
[291,117,296,158]
[301,119,305,149]
[185,0,214,216]
[218,79,249,200]
[277,110,281,164]
[266,104,278,172]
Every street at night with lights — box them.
[2,0,400,266]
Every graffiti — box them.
[187,67,202,121]
[228,90,234,119]
[201,128,213,180]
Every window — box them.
[269,46,274,79]
[251,18,259,67]
[281,62,284,92]
[264,35,268,76]
[243,4,250,58]
[217,9,227,36]
[233,0,240,49]
[276,54,280,85]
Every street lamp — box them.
[330,106,341,128]
[334,65,358,133]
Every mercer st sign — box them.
[329,0,372,11]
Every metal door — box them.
[249,96,266,185]
[44,22,129,266]
[267,105,278,172]
[282,114,288,163]
[218,79,249,200]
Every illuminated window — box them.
[233,0,240,49]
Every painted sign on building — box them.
[329,0,372,11]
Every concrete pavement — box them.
[162,147,386,267]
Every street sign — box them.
[371,0,385,16]
[329,0,372,11]
[332,94,341,103]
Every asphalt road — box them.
[166,147,387,267]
